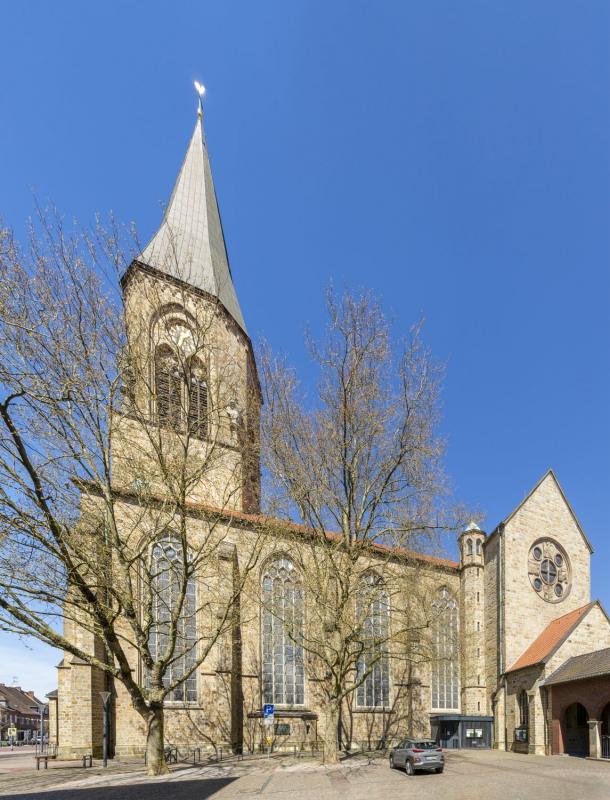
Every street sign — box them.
[8,727,17,738]
[263,704,274,726]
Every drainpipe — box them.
[498,523,505,677]
[497,524,507,749]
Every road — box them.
[1,749,609,799]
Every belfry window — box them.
[356,574,390,708]
[149,537,197,702]
[186,357,208,439]
[155,345,182,431]
[476,539,481,555]
[467,538,473,555]
[262,558,304,706]
[154,335,208,440]
[431,587,459,710]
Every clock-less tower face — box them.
[528,539,571,603]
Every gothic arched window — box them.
[431,586,459,710]
[149,537,197,702]
[262,558,304,706]
[467,538,473,556]
[476,539,481,555]
[154,330,209,440]
[186,357,208,439]
[155,345,182,431]
[356,573,390,708]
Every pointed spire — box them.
[139,87,247,333]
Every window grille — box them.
[356,574,390,708]
[149,537,197,702]
[261,558,304,706]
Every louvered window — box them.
[187,359,208,440]
[155,347,182,431]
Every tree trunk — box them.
[146,702,169,776]
[323,701,340,764]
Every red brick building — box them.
[0,684,46,743]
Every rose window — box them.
[528,540,570,603]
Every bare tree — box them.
[0,215,264,774]
[260,288,462,763]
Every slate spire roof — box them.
[139,102,246,333]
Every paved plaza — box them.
[1,748,610,799]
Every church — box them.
[49,95,610,762]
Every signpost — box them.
[8,727,17,750]
[263,704,274,756]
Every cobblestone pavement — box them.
[1,749,609,799]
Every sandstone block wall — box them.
[502,473,591,672]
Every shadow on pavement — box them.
[3,777,238,799]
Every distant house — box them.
[0,684,46,742]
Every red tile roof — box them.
[185,499,461,571]
[507,602,594,673]
[76,479,460,572]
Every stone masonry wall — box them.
[502,473,591,673]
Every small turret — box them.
[459,520,486,568]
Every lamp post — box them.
[99,692,111,768]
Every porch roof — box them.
[542,646,610,686]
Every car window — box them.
[413,740,437,750]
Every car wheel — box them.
[435,767,444,774]
[389,755,395,769]
[405,760,414,776]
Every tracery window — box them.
[186,357,208,439]
[431,586,459,710]
[154,336,208,440]
[155,345,182,431]
[356,573,390,708]
[262,558,304,706]
[149,537,197,702]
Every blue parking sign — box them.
[263,704,274,720]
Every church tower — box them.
[459,522,488,715]
[115,92,260,512]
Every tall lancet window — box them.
[262,558,304,706]
[186,357,208,439]
[154,321,209,440]
[356,573,390,708]
[149,537,197,702]
[431,586,459,710]
[155,345,182,431]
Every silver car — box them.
[389,738,444,775]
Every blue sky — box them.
[1,1,608,698]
